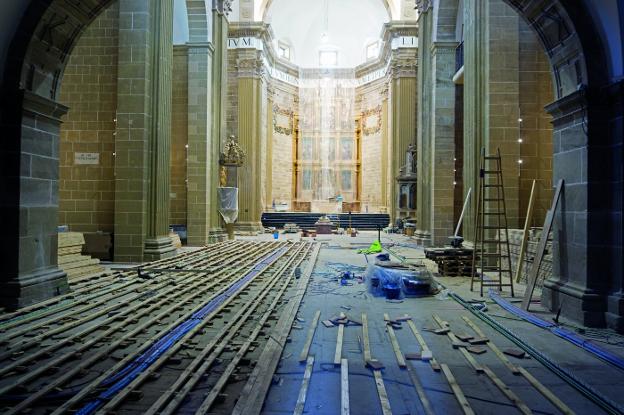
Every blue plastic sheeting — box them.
[76,246,289,415]
[489,289,624,371]
[365,264,408,300]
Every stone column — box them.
[114,0,175,262]
[541,90,608,328]
[265,86,275,209]
[461,0,488,243]
[429,41,458,246]
[389,52,418,223]
[186,42,216,246]
[415,10,433,244]
[0,91,69,309]
[210,3,230,240]
[380,86,389,211]
[186,0,229,246]
[235,52,265,232]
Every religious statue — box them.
[219,135,246,167]
[220,166,227,187]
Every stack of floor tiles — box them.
[503,229,552,286]
[58,232,106,281]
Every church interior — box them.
[0,0,623,413]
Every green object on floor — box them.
[358,240,383,254]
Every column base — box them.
[414,230,432,247]
[0,268,69,310]
[606,293,624,333]
[541,278,606,328]
[144,236,177,261]
[208,227,227,243]
[235,221,264,235]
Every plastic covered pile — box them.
[365,255,435,299]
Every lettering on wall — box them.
[74,152,100,165]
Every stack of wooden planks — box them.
[58,232,107,281]
[502,229,552,285]
[425,247,475,277]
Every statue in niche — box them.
[219,135,245,188]
[405,143,416,176]
[220,135,246,167]
[220,166,227,187]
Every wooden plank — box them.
[405,319,439,370]
[293,355,315,415]
[373,370,393,415]
[433,315,483,373]
[440,364,475,415]
[517,367,576,415]
[522,179,563,310]
[362,313,372,363]
[406,361,435,415]
[461,316,519,374]
[299,310,321,362]
[482,365,533,415]
[515,180,537,283]
[384,313,406,368]
[233,243,321,415]
[341,359,349,415]
[334,323,345,366]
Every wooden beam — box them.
[517,367,576,415]
[406,319,439,371]
[293,355,315,415]
[406,361,435,415]
[433,315,483,373]
[522,179,563,310]
[384,313,406,368]
[515,180,536,283]
[334,323,345,366]
[362,313,372,363]
[373,370,393,415]
[299,310,321,362]
[341,359,349,415]
[461,316,519,374]
[482,365,533,415]
[440,363,475,415]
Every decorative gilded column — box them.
[235,52,265,232]
[114,0,175,262]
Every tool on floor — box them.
[449,187,472,248]
[471,148,515,297]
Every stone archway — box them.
[0,0,217,309]
[257,0,398,22]
[418,0,622,330]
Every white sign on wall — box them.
[227,37,264,50]
[391,36,418,50]
[74,152,100,165]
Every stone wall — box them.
[270,83,297,207]
[170,46,188,226]
[58,1,119,233]
[518,22,554,225]
[357,78,387,212]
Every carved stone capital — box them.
[213,0,233,16]
[236,57,264,78]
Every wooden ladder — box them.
[471,148,515,297]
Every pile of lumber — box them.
[502,229,552,286]
[58,232,106,281]
[283,223,301,233]
[425,247,475,277]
